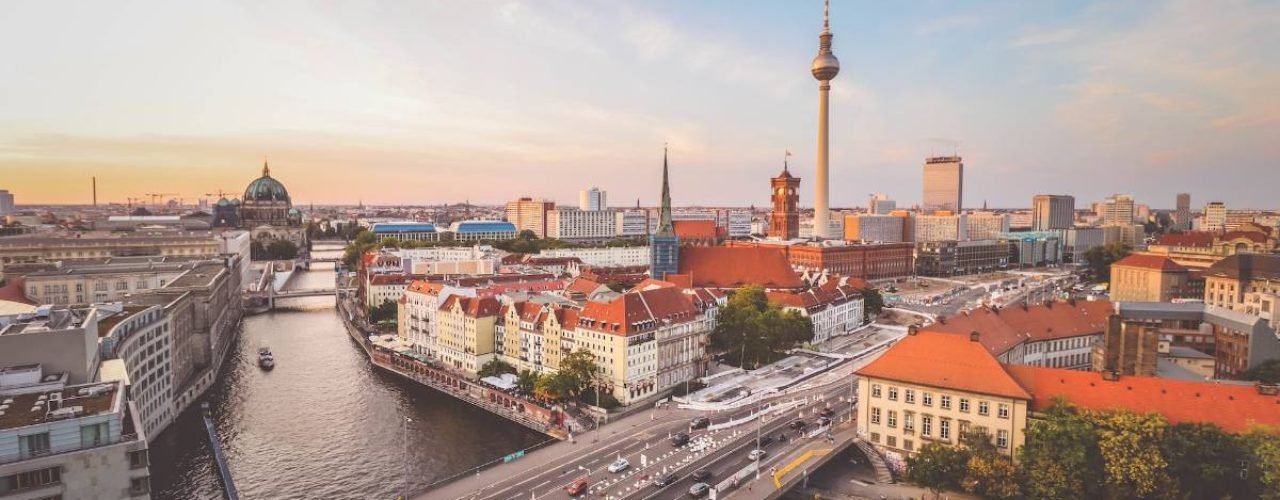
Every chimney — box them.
[908,325,919,336]
[969,331,981,342]
[1259,384,1280,396]
[1101,370,1120,382]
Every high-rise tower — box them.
[649,146,680,279]
[769,154,801,240]
[922,156,964,214]
[810,0,840,239]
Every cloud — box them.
[1009,28,1079,48]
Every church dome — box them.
[243,162,290,203]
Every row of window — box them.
[870,384,1010,418]
[0,466,60,495]
[869,428,1009,450]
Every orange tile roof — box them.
[566,277,606,295]
[1112,254,1188,272]
[630,278,677,292]
[677,246,804,289]
[1006,365,1280,433]
[924,300,1112,356]
[1154,232,1216,248]
[0,277,34,305]
[406,280,445,295]
[856,331,1032,400]
[674,220,718,240]
[441,295,501,317]
[578,286,700,335]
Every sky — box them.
[1,0,1277,209]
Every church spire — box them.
[262,160,271,177]
[658,144,674,234]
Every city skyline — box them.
[2,1,1278,207]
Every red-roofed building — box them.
[857,330,1280,461]
[669,246,804,290]
[924,300,1113,369]
[726,240,914,281]
[673,220,721,246]
[767,283,864,343]
[1110,254,1198,302]
[436,295,502,374]
[1144,226,1277,270]
[575,287,712,404]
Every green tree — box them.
[1242,359,1280,384]
[1019,400,1104,500]
[959,429,1021,500]
[534,372,574,401]
[1243,428,1280,500]
[368,299,398,323]
[1083,242,1132,281]
[517,229,538,240]
[1090,409,1171,498]
[907,442,970,499]
[477,359,516,378]
[711,285,815,368]
[1162,422,1250,500]
[515,369,539,394]
[557,349,600,397]
[861,287,885,321]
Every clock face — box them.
[776,187,786,196]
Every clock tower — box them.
[769,156,801,240]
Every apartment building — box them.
[22,257,209,305]
[505,198,555,238]
[546,209,617,242]
[434,296,501,375]
[1109,254,1195,302]
[767,282,864,343]
[924,300,1112,370]
[538,247,650,268]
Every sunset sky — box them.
[2,1,1277,208]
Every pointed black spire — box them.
[658,144,674,234]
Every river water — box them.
[150,247,547,499]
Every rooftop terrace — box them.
[0,381,121,431]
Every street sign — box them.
[502,450,526,463]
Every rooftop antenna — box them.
[92,176,97,207]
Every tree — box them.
[1161,422,1251,500]
[515,369,539,394]
[711,285,815,368]
[907,442,969,499]
[534,372,574,401]
[1090,409,1171,498]
[861,287,885,321]
[958,429,1021,499]
[1243,359,1280,384]
[478,359,516,378]
[1019,400,1104,500]
[1243,428,1280,500]
[265,240,299,259]
[557,349,600,397]
[1082,242,1131,281]
[517,229,538,240]
[368,299,398,323]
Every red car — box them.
[565,479,589,496]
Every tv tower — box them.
[810,0,840,239]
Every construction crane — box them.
[204,189,237,200]
[125,197,143,208]
[145,192,176,208]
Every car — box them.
[819,407,835,418]
[789,419,807,430]
[756,435,774,447]
[653,472,677,488]
[565,479,589,496]
[690,416,711,429]
[817,416,832,427]
[671,432,690,447]
[607,458,630,473]
[691,468,712,481]
[688,482,711,497]
[748,449,767,461]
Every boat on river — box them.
[258,346,275,370]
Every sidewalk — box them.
[420,405,696,500]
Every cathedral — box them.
[212,162,307,257]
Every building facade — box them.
[768,165,801,240]
[1203,201,1228,232]
[546,209,617,242]
[913,214,966,243]
[579,188,607,211]
[505,197,555,238]
[915,240,1010,277]
[843,214,905,243]
[1174,193,1191,231]
[1031,194,1074,231]
[922,156,964,213]
[965,212,1010,241]
[1109,254,1194,302]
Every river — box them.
[149,247,547,499]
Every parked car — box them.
[817,416,832,427]
[671,432,690,447]
[748,449,767,461]
[756,435,774,447]
[819,407,835,418]
[789,419,807,430]
[565,479,588,496]
[690,416,711,429]
[607,458,630,473]
[688,482,711,497]
[653,472,677,488]
[691,468,712,481]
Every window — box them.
[921,415,933,437]
[19,433,51,458]
[130,476,151,495]
[0,467,62,494]
[959,398,970,413]
[887,411,898,428]
[998,403,1010,419]
[81,422,108,448]
[871,384,882,398]
[905,389,915,404]
[94,282,108,291]
[871,432,880,443]
[922,392,933,407]
[887,386,898,401]
[978,401,990,416]
[959,421,971,438]
[904,439,914,451]
[940,395,951,410]
[116,280,129,291]
[871,407,881,425]
[997,429,1009,449]
[886,436,896,448]
[903,413,914,433]
[940,419,951,441]
[129,450,149,469]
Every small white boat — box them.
[258,346,275,370]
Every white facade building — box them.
[539,247,651,268]
[547,209,617,242]
[965,212,1010,241]
[615,209,650,237]
[914,214,967,243]
[579,188,607,211]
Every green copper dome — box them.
[244,162,290,202]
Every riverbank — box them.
[335,296,566,438]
